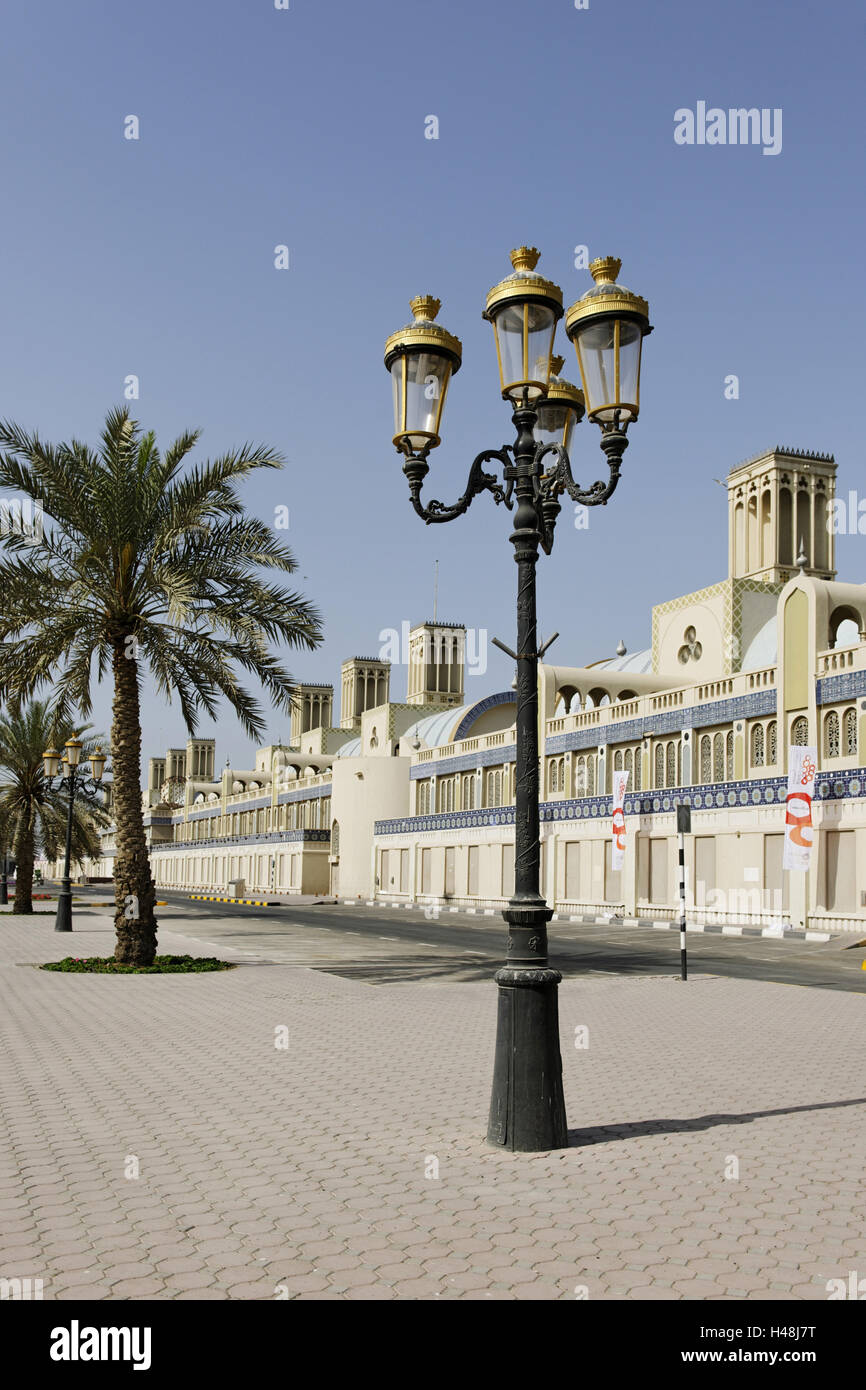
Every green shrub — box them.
[41,955,234,974]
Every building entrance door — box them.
[444,846,456,898]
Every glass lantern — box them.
[533,355,585,454]
[43,747,61,778]
[565,257,652,426]
[384,296,462,456]
[483,247,563,402]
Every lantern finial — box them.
[589,256,622,285]
[510,246,541,272]
[410,295,441,322]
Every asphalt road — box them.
[67,886,866,993]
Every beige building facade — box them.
[74,447,866,933]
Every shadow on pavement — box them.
[568,1095,866,1147]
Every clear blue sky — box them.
[1,0,863,771]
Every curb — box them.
[351,901,835,943]
[189,894,280,908]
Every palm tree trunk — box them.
[12,826,34,913]
[111,638,157,965]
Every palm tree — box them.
[0,700,107,914]
[0,800,12,904]
[0,407,322,962]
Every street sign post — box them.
[675,803,691,981]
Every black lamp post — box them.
[43,738,107,932]
[0,851,8,905]
[384,249,652,1151]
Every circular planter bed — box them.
[41,955,235,974]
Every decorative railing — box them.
[696,680,734,701]
[747,666,776,689]
[817,646,862,674]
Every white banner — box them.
[612,770,630,871]
[783,745,817,872]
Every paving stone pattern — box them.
[1,915,864,1301]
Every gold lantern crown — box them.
[484,246,563,319]
[384,295,462,370]
[565,255,650,331]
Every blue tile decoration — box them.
[159,829,330,852]
[376,807,517,836]
[545,689,778,755]
[410,746,516,779]
[276,784,332,804]
[453,691,515,741]
[376,766,866,835]
[816,670,866,705]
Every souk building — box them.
[78,447,866,933]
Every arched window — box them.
[768,721,778,765]
[726,731,734,781]
[624,749,633,781]
[666,741,676,788]
[614,750,623,771]
[845,708,857,758]
[632,748,641,791]
[331,821,340,857]
[587,755,595,795]
[751,724,764,767]
[462,774,475,810]
[791,716,809,746]
[712,733,724,782]
[549,760,559,795]
[654,743,664,789]
[486,770,502,806]
[825,711,840,759]
[700,735,711,783]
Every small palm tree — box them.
[0,407,322,963]
[0,700,107,913]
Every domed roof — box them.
[333,737,361,758]
[593,647,653,674]
[741,617,778,671]
[403,704,475,749]
[403,692,515,749]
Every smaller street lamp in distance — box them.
[43,738,106,933]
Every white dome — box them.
[742,617,778,671]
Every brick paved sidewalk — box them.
[1,910,864,1300]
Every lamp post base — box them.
[487,905,568,1152]
[54,890,73,932]
[0,877,7,906]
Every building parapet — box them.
[376,765,866,836]
[158,829,330,851]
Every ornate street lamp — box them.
[533,355,585,454]
[43,739,107,932]
[384,295,462,457]
[565,256,650,425]
[384,248,652,1151]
